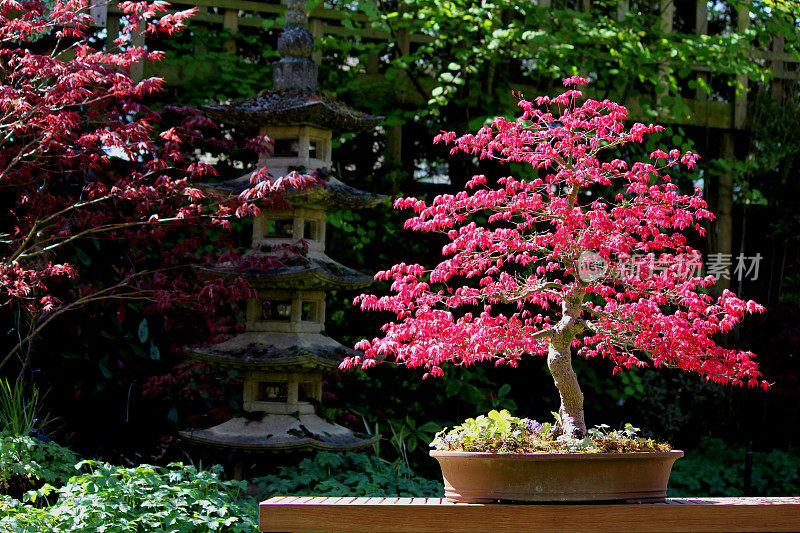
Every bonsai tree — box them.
[342,77,766,438]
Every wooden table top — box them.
[259,496,800,532]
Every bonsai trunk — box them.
[547,292,586,438]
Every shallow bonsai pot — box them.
[430,450,684,503]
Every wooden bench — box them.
[259,496,800,532]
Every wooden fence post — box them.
[771,34,785,100]
[223,9,239,54]
[715,131,735,297]
[616,0,628,21]
[733,4,749,129]
[657,0,674,110]
[105,11,120,52]
[309,17,323,65]
[130,21,145,82]
[388,4,410,164]
[694,0,709,102]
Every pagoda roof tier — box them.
[196,254,373,291]
[202,89,382,133]
[185,331,356,371]
[179,413,379,452]
[204,168,385,211]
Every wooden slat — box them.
[166,0,285,15]
[110,0,419,33]
[733,3,750,130]
[259,497,800,532]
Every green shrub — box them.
[252,451,443,498]
[0,461,258,532]
[668,437,800,497]
[0,435,77,498]
[0,446,440,531]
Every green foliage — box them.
[444,377,517,414]
[377,417,442,471]
[0,461,257,532]
[0,435,77,490]
[0,378,50,437]
[432,410,671,454]
[578,365,645,404]
[326,364,519,473]
[315,0,794,128]
[668,437,800,497]
[160,25,277,107]
[0,445,440,531]
[586,423,670,453]
[431,409,534,453]
[252,451,442,498]
[0,436,256,531]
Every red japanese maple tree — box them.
[0,0,312,375]
[343,77,766,438]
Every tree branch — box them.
[0,274,158,372]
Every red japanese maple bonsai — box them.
[343,77,766,438]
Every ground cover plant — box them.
[252,451,443,498]
[431,409,669,454]
[668,437,800,497]
[344,77,767,441]
[0,443,442,532]
[0,434,77,500]
[0,460,258,532]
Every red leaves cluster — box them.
[0,0,317,370]
[345,78,767,390]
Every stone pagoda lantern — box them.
[180,0,381,454]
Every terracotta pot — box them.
[430,449,684,503]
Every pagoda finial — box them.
[273,0,318,91]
